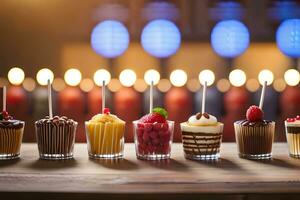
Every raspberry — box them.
[103,108,110,114]
[296,115,300,121]
[144,123,153,132]
[139,113,166,123]
[287,118,296,122]
[246,105,264,122]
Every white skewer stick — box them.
[47,79,53,118]
[259,81,267,110]
[201,81,207,114]
[2,86,6,111]
[102,80,105,113]
[149,80,154,113]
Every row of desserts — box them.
[0,105,299,161]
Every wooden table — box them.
[1,143,300,200]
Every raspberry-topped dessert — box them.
[0,111,25,160]
[285,115,300,158]
[234,105,275,159]
[133,107,174,160]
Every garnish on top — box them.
[188,112,217,126]
[103,107,110,115]
[88,108,125,124]
[246,105,264,122]
[139,107,168,123]
[286,115,300,123]
[0,111,13,121]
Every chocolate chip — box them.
[196,112,202,120]
[203,112,210,119]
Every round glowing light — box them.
[276,19,300,57]
[134,79,148,92]
[52,78,66,92]
[64,68,82,86]
[258,69,274,85]
[144,69,160,85]
[141,19,181,58]
[217,79,231,92]
[229,69,246,87]
[198,69,215,86]
[211,20,250,58]
[22,78,36,92]
[36,68,54,86]
[8,67,25,85]
[246,79,260,92]
[91,20,129,58]
[284,69,300,86]
[108,78,122,92]
[273,79,286,92]
[93,69,111,86]
[119,69,137,87]
[170,69,187,87]
[187,78,201,92]
[80,78,94,92]
[157,79,171,92]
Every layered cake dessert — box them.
[35,115,77,160]
[234,105,275,159]
[85,108,125,159]
[0,111,24,160]
[133,107,174,160]
[180,112,223,160]
[285,116,300,158]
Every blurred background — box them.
[0,0,300,143]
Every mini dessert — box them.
[35,115,77,160]
[0,111,24,160]
[285,115,300,158]
[85,108,125,159]
[180,112,223,160]
[234,105,275,159]
[133,107,174,160]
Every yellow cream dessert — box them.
[85,108,125,159]
[180,112,223,160]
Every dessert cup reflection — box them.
[285,116,300,158]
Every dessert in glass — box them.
[285,115,300,158]
[133,107,174,160]
[0,111,25,160]
[85,108,125,159]
[181,112,223,160]
[234,105,275,159]
[35,115,77,160]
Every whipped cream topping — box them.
[188,113,217,126]
[285,120,300,126]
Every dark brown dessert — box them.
[35,115,77,160]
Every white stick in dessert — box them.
[201,81,207,114]
[2,86,6,111]
[149,80,154,113]
[47,79,53,118]
[102,80,105,113]
[259,81,267,110]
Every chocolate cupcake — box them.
[35,115,77,160]
[285,116,300,158]
[0,111,24,160]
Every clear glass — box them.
[35,122,77,160]
[285,122,300,158]
[234,121,275,160]
[85,121,125,159]
[133,120,174,160]
[0,122,24,160]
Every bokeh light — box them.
[108,78,122,92]
[22,78,36,92]
[198,69,215,86]
[217,79,231,92]
[229,69,246,87]
[52,78,66,92]
[93,69,111,86]
[187,78,201,92]
[246,78,260,92]
[141,19,181,58]
[8,67,25,85]
[134,79,148,92]
[273,78,286,92]
[157,79,171,92]
[91,20,129,58]
[211,20,250,58]
[144,69,160,85]
[36,68,54,86]
[258,69,274,85]
[170,69,187,87]
[276,19,300,57]
[80,78,94,92]
[64,68,82,86]
[284,69,300,86]
[119,69,137,87]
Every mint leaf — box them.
[152,107,168,119]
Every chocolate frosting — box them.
[35,116,77,127]
[0,120,24,129]
[235,119,272,127]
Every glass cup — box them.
[85,121,125,159]
[0,121,25,160]
[133,120,174,160]
[234,121,275,159]
[285,122,300,158]
[35,121,77,160]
